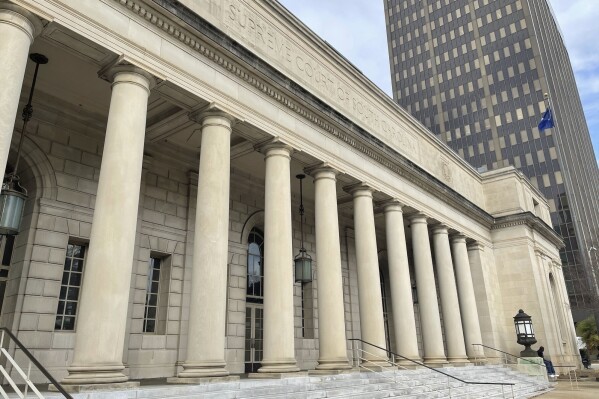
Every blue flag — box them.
[538,107,555,131]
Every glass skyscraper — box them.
[385,0,599,321]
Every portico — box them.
[0,0,580,388]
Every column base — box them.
[168,375,239,384]
[61,364,129,385]
[249,371,306,379]
[177,361,230,378]
[468,356,487,365]
[447,356,470,366]
[396,358,423,368]
[316,358,352,370]
[257,359,300,373]
[423,357,449,367]
[50,381,139,393]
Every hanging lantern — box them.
[0,53,48,236]
[514,309,537,357]
[0,178,27,236]
[294,174,312,283]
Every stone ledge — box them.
[49,381,139,393]
[167,375,240,384]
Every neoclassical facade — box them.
[0,0,579,387]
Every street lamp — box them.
[514,309,537,357]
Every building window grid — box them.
[55,243,86,331]
[143,257,162,333]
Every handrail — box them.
[472,343,547,368]
[348,339,515,388]
[0,327,73,399]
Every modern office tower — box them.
[385,0,599,321]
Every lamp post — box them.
[294,174,312,283]
[514,309,537,357]
[0,53,48,235]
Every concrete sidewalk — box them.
[537,379,599,398]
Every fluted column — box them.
[348,184,387,361]
[409,214,446,364]
[178,110,233,378]
[258,140,299,373]
[451,235,485,360]
[63,65,154,385]
[432,225,468,364]
[383,201,421,363]
[310,166,351,370]
[0,2,42,177]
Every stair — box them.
[10,365,552,398]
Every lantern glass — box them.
[0,188,27,235]
[294,255,312,283]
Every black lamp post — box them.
[514,309,537,357]
[0,53,48,236]
[294,174,312,283]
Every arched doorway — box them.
[244,227,265,373]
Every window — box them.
[247,228,264,303]
[144,257,161,333]
[143,254,171,334]
[55,243,86,331]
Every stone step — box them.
[9,364,552,399]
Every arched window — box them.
[247,228,264,303]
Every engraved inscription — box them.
[212,0,420,160]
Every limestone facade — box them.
[0,0,580,385]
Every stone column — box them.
[451,235,485,360]
[258,140,299,373]
[309,166,351,370]
[383,201,421,363]
[409,214,446,364]
[348,185,387,361]
[431,225,468,364]
[63,65,154,386]
[177,110,233,379]
[0,2,42,177]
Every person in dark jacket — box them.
[537,346,556,376]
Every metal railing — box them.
[0,328,72,399]
[349,339,515,398]
[349,339,406,384]
[472,343,578,390]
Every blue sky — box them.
[278,0,599,163]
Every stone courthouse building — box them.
[0,0,580,387]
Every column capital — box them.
[343,182,374,197]
[0,2,43,42]
[188,103,237,129]
[304,162,340,180]
[450,234,467,244]
[431,224,449,235]
[254,138,294,158]
[408,212,429,224]
[381,199,405,213]
[466,242,485,252]
[98,62,156,93]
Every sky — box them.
[278,0,599,163]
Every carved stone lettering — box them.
[199,0,420,161]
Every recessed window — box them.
[143,254,171,334]
[55,242,86,331]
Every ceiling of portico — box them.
[21,23,342,204]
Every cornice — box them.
[112,0,495,228]
[492,212,564,249]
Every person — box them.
[537,346,556,377]
[580,349,590,369]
